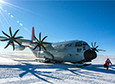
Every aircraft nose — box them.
[84,49,97,62]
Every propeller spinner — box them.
[1,27,23,50]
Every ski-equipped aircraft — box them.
[0,27,105,66]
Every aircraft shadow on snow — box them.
[0,62,115,83]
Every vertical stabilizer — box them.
[31,27,35,41]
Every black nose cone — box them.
[84,49,97,62]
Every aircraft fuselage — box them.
[32,40,97,63]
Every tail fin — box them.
[31,27,35,41]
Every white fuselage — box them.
[31,40,93,63]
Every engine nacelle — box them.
[37,51,54,60]
[15,45,25,51]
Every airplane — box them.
[0,27,105,66]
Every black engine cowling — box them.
[84,49,97,62]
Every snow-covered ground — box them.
[0,52,115,84]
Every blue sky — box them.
[0,0,115,56]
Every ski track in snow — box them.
[0,52,115,84]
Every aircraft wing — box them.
[17,39,33,45]
[0,36,54,50]
[17,38,53,50]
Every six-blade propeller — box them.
[1,27,23,50]
[33,32,49,51]
[91,42,105,52]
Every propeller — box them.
[91,42,106,52]
[33,32,49,51]
[1,27,23,50]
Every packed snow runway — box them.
[0,52,115,84]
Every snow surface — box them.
[0,52,115,84]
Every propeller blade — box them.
[33,44,40,50]
[2,31,10,38]
[34,35,39,42]
[39,32,41,41]
[12,42,15,50]
[9,27,12,37]
[96,49,99,52]
[39,46,41,51]
[41,44,46,50]
[94,42,96,47]
[14,39,22,45]
[13,29,19,37]
[4,41,11,49]
[14,36,23,39]
[33,46,37,50]
[96,46,99,48]
[42,42,50,44]
[42,36,48,42]
[98,49,106,52]
[91,42,94,48]
[1,38,9,41]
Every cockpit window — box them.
[83,42,88,46]
[75,42,82,46]
[83,47,86,50]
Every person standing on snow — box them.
[104,57,112,70]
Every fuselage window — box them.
[83,47,86,50]
[77,48,82,52]
[83,43,88,46]
[75,42,82,46]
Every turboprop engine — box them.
[15,45,25,51]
